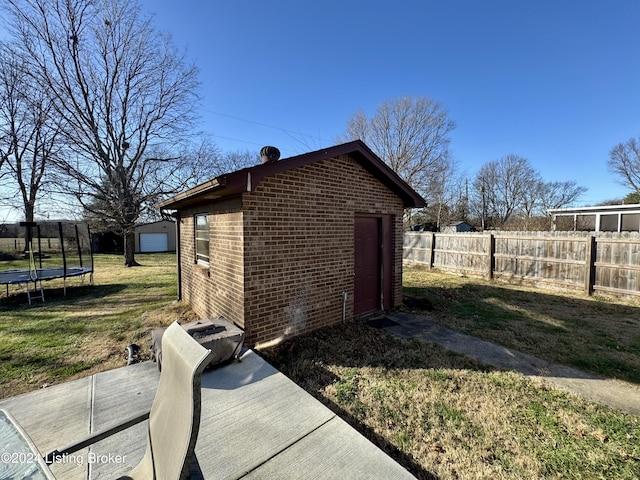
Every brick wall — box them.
[176,154,406,347]
[242,155,404,346]
[178,201,245,328]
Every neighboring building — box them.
[548,204,640,232]
[441,221,472,233]
[91,220,176,254]
[157,141,425,347]
[135,220,176,253]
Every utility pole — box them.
[480,177,486,232]
[464,179,469,222]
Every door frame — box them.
[354,214,393,315]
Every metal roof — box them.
[548,204,640,215]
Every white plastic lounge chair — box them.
[39,321,214,479]
[121,321,213,479]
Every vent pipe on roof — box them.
[260,146,280,164]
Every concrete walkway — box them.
[0,350,415,479]
[382,312,640,416]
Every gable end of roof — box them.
[156,140,425,210]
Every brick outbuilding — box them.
[157,140,425,347]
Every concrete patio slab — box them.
[87,361,160,479]
[0,350,415,479]
[243,416,407,480]
[196,352,338,479]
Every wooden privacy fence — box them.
[403,231,640,297]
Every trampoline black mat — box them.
[0,267,92,285]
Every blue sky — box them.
[137,0,640,206]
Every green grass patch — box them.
[0,253,181,398]
[2,251,639,478]
[403,267,640,384]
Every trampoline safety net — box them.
[0,221,94,304]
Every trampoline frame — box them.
[0,267,94,304]
[0,222,94,304]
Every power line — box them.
[200,108,333,147]
[208,134,264,147]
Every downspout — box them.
[379,218,384,310]
[175,212,182,301]
[342,292,347,323]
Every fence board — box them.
[403,231,640,297]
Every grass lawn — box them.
[402,267,640,384]
[264,268,640,479]
[1,258,639,478]
[0,253,194,398]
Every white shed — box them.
[134,220,176,253]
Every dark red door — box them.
[354,216,381,315]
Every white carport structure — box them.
[549,204,640,232]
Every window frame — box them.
[195,213,210,265]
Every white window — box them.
[195,214,210,264]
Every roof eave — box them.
[155,177,229,210]
[155,140,426,210]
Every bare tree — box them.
[0,42,61,222]
[473,155,539,228]
[5,0,201,266]
[623,191,640,204]
[539,180,587,211]
[137,142,257,224]
[176,144,259,186]
[519,177,544,222]
[470,156,587,230]
[608,137,640,195]
[220,149,260,173]
[425,156,467,229]
[0,47,13,181]
[341,96,456,203]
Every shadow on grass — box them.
[262,323,497,480]
[403,278,640,384]
[0,353,99,380]
[0,284,138,344]
[0,283,127,311]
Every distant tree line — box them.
[341,96,640,231]
[608,137,640,204]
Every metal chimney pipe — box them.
[260,146,280,164]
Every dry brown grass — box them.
[263,322,640,479]
[3,255,640,478]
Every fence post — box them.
[584,235,596,295]
[487,233,495,280]
[429,233,435,270]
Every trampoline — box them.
[0,222,94,304]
